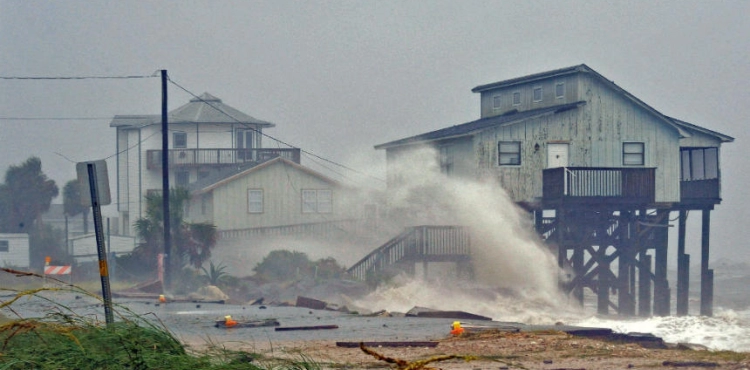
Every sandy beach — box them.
[186,329,750,370]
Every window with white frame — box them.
[492,95,502,110]
[302,189,332,213]
[247,189,263,213]
[0,240,8,252]
[512,92,521,106]
[173,132,187,148]
[555,82,565,99]
[533,87,543,102]
[498,141,521,166]
[623,142,645,166]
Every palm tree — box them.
[132,188,216,274]
[63,180,90,234]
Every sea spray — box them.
[353,274,584,324]
[573,308,750,352]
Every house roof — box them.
[472,64,696,139]
[378,64,733,150]
[109,93,275,128]
[194,157,340,195]
[668,117,734,143]
[375,101,586,150]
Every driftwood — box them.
[359,342,473,370]
[336,341,438,348]
[214,318,280,328]
[413,311,492,321]
[275,324,339,331]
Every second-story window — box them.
[533,87,543,102]
[555,82,565,99]
[623,142,645,166]
[498,141,521,166]
[173,132,187,148]
[513,92,521,106]
[492,95,502,110]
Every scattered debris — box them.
[673,342,710,351]
[295,296,327,310]
[336,341,439,348]
[359,342,474,370]
[662,360,719,367]
[214,318,280,329]
[405,306,492,321]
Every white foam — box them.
[358,147,750,353]
[574,308,750,352]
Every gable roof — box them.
[195,157,340,194]
[472,64,694,139]
[375,101,586,150]
[109,93,274,128]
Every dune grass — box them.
[0,268,320,370]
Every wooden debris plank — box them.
[415,311,492,321]
[275,324,339,331]
[214,319,280,328]
[336,341,439,348]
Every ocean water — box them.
[350,274,750,352]
[3,281,750,352]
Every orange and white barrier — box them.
[44,266,72,275]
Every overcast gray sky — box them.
[1,0,748,262]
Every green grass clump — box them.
[0,268,320,370]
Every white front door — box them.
[547,143,569,168]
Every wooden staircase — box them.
[346,225,471,282]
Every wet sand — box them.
[184,329,750,370]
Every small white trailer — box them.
[0,233,30,269]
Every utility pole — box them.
[161,69,172,291]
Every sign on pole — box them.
[76,160,114,326]
[76,160,111,206]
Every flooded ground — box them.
[2,291,482,346]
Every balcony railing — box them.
[146,148,301,169]
[543,167,655,206]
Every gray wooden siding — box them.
[581,75,680,203]
[473,74,681,204]
[479,75,579,118]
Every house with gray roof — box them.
[373,64,734,316]
[110,93,299,236]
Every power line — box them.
[167,77,386,184]
[0,117,112,121]
[0,75,156,80]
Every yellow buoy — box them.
[224,315,237,327]
[450,321,464,335]
[158,294,166,303]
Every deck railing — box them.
[543,167,655,205]
[346,225,470,281]
[146,148,301,169]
